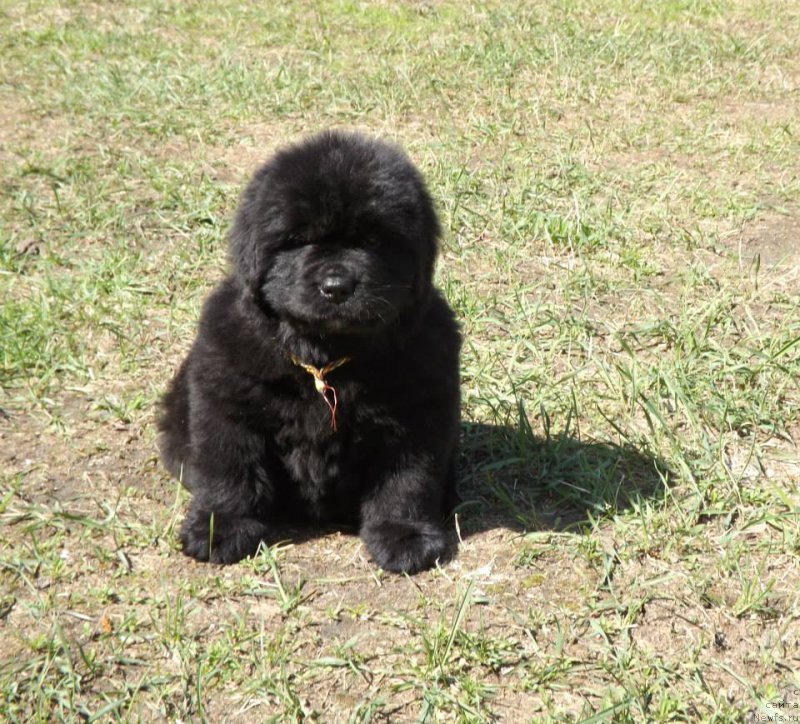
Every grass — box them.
[2,0,799,720]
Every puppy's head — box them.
[229,130,440,335]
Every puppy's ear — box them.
[414,180,441,300]
[229,201,257,289]
[228,170,267,292]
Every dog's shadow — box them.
[455,421,671,537]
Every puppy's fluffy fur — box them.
[158,130,461,573]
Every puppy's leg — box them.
[178,417,277,564]
[359,456,456,574]
[181,510,270,564]
[180,488,272,564]
[360,517,453,574]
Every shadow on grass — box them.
[455,419,672,537]
[161,415,671,564]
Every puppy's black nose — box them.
[319,275,356,303]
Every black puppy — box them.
[158,130,461,573]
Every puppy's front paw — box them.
[361,519,454,574]
[179,510,269,564]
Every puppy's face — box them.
[260,219,417,334]
[230,131,439,335]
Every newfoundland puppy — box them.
[158,130,461,573]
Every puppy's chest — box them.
[269,379,397,489]
[268,379,358,481]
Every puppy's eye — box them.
[362,236,381,250]
[284,235,306,249]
